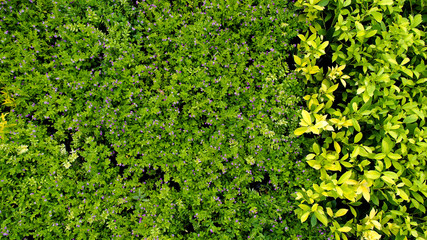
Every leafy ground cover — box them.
[0,1,333,239]
[3,0,423,239]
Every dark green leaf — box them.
[310,213,318,227]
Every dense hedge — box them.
[0,0,333,239]
[292,0,427,239]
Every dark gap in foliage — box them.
[123,204,135,216]
[0,105,11,114]
[36,55,46,65]
[62,130,73,154]
[245,58,255,68]
[199,115,211,129]
[210,210,221,224]
[117,162,130,177]
[317,53,333,80]
[15,171,25,180]
[85,56,103,70]
[167,177,181,192]
[41,118,57,136]
[22,231,36,240]
[137,167,165,190]
[175,101,184,114]
[283,36,301,71]
[166,0,174,10]
[197,2,203,9]
[98,21,108,35]
[108,150,119,172]
[129,0,138,8]
[179,215,195,236]
[248,172,270,194]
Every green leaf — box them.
[386,54,398,65]
[382,138,391,154]
[299,204,311,212]
[313,143,320,155]
[352,102,358,112]
[317,0,330,7]
[343,0,351,7]
[354,133,363,143]
[403,114,418,124]
[381,176,395,185]
[365,170,381,180]
[411,14,423,28]
[352,118,361,132]
[371,192,380,206]
[401,178,412,187]
[311,213,318,227]
[371,11,383,22]
[378,0,393,5]
[338,170,352,185]
[314,211,328,226]
[412,192,424,203]
[374,153,386,159]
[367,84,376,97]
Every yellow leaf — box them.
[334,141,341,153]
[302,110,312,125]
[327,207,334,217]
[362,186,370,202]
[312,203,318,212]
[338,226,352,232]
[365,170,381,180]
[352,102,358,112]
[299,204,311,212]
[309,66,320,74]
[294,127,308,136]
[372,220,382,230]
[381,176,395,185]
[294,55,302,66]
[357,86,366,94]
[325,163,341,171]
[354,132,363,143]
[335,209,349,218]
[401,57,410,65]
[351,146,360,158]
[336,186,343,196]
[307,160,322,170]
[369,208,377,219]
[301,211,310,223]
[310,126,320,135]
[338,170,352,184]
[397,188,409,201]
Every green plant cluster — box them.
[0,0,333,239]
[291,0,427,239]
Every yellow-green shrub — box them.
[291,0,427,239]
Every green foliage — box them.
[293,0,427,239]
[0,0,336,239]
